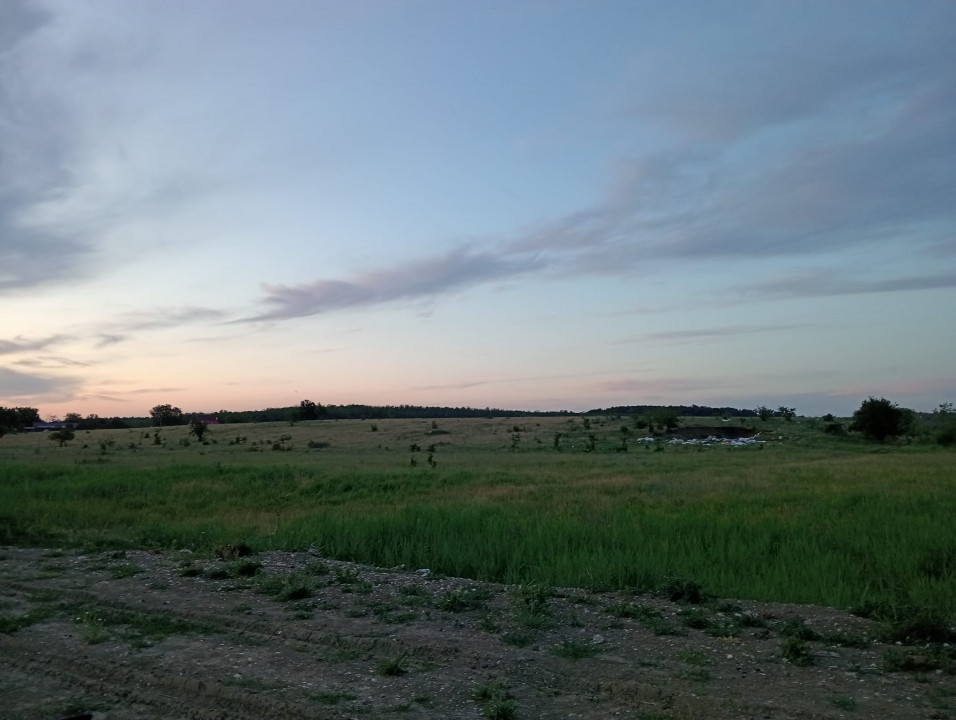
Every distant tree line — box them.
[62,412,140,430]
[215,402,578,424]
[589,404,757,418]
[0,406,41,436]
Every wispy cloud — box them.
[88,308,226,347]
[123,386,185,395]
[74,393,128,404]
[0,335,70,355]
[732,270,956,302]
[0,367,81,402]
[249,246,543,321]
[247,27,956,323]
[95,334,127,348]
[410,380,492,392]
[106,307,226,333]
[13,356,93,369]
[620,324,805,345]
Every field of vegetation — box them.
[1,414,954,623]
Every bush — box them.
[849,397,910,442]
[936,419,956,446]
[881,609,955,645]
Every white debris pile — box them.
[638,436,764,447]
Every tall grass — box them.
[0,419,953,619]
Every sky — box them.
[1,0,955,419]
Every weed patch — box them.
[829,695,858,711]
[678,650,710,666]
[780,637,814,666]
[500,629,535,647]
[0,606,56,634]
[75,610,108,644]
[511,583,550,627]
[436,587,492,612]
[376,653,408,676]
[255,572,316,602]
[552,638,600,659]
[109,563,142,579]
[607,602,661,621]
[471,679,516,719]
[881,609,955,645]
[312,689,357,705]
[778,617,820,641]
[660,577,707,604]
[881,646,955,674]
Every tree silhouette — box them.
[150,404,184,426]
[297,399,325,421]
[189,418,208,442]
[849,397,908,442]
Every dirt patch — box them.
[1,547,952,720]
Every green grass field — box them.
[1,415,954,620]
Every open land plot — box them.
[0,416,954,718]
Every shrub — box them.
[936,419,956,446]
[780,637,814,666]
[849,397,910,442]
[823,422,846,436]
[188,419,208,442]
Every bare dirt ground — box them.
[1,546,952,720]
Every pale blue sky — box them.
[1,0,954,418]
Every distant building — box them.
[26,421,77,432]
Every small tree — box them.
[188,418,208,442]
[849,397,908,442]
[777,406,796,422]
[755,406,774,422]
[49,428,75,447]
[646,408,680,434]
